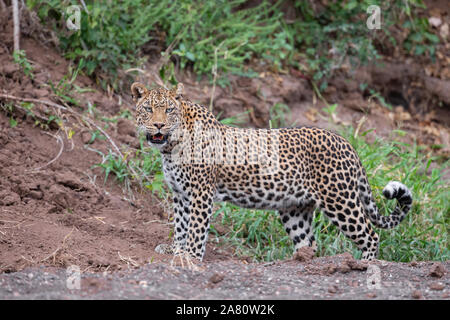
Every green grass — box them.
[13,50,34,79]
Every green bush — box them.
[28,0,172,89]
[28,0,438,90]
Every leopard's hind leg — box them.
[279,201,317,254]
[318,197,379,260]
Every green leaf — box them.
[9,117,17,128]
[185,51,196,61]
[414,45,426,56]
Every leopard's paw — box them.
[170,250,204,272]
[155,243,174,255]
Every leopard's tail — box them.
[360,179,413,229]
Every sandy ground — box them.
[0,254,448,300]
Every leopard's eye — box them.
[144,106,153,113]
[166,108,174,113]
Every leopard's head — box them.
[131,82,184,147]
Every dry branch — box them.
[27,132,64,172]
[12,0,20,52]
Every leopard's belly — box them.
[214,169,312,210]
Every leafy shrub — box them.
[28,0,171,89]
[28,0,438,91]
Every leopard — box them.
[131,82,413,263]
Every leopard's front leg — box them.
[178,165,215,261]
[172,194,190,251]
[169,181,214,270]
[155,194,189,255]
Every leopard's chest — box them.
[162,159,186,195]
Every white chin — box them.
[148,140,166,149]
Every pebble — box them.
[209,273,224,284]
[411,290,423,299]
[429,263,445,278]
[429,282,445,291]
[328,285,338,294]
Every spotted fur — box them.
[132,83,413,261]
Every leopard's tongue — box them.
[152,134,164,141]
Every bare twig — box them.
[12,0,20,51]
[40,227,75,264]
[354,116,368,139]
[0,0,6,12]
[209,42,225,112]
[118,251,139,268]
[27,132,64,172]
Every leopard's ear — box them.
[172,82,184,99]
[131,82,148,102]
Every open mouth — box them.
[146,132,168,144]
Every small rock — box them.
[55,172,85,191]
[429,263,445,278]
[346,259,368,271]
[28,190,43,200]
[293,247,315,262]
[328,285,338,294]
[411,290,423,299]
[429,282,445,291]
[338,263,351,274]
[81,131,93,145]
[409,261,418,267]
[209,273,224,284]
[325,264,337,275]
[366,292,377,299]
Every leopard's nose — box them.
[154,123,165,129]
